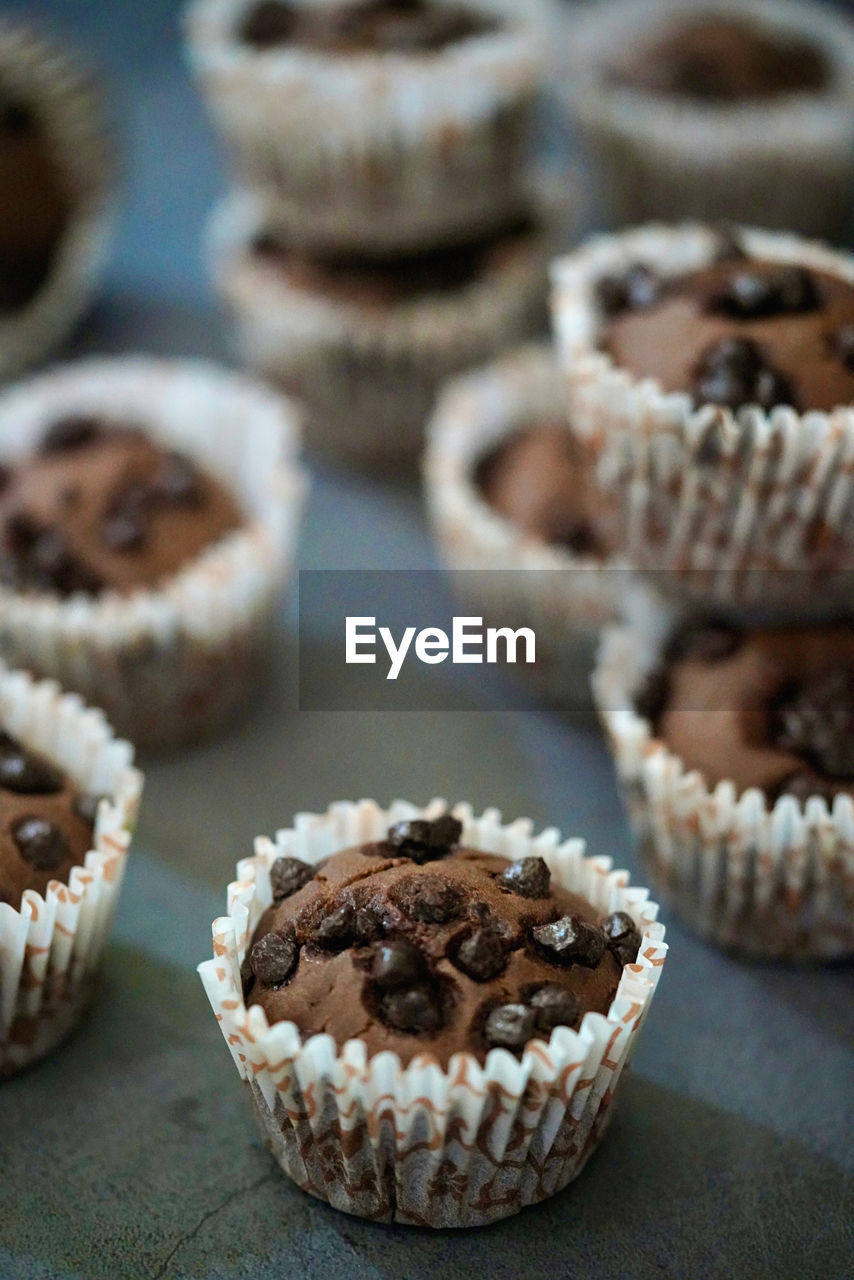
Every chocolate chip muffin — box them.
[598,240,854,414]
[243,814,635,1065]
[238,0,497,54]
[639,623,854,805]
[0,727,101,909]
[0,417,243,597]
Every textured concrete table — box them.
[1,3,852,1276]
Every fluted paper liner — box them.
[210,191,559,467]
[551,222,854,617]
[185,0,553,253]
[0,663,143,1077]
[424,343,623,706]
[561,0,854,240]
[0,17,115,379]
[199,798,667,1226]
[0,357,307,747]
[592,618,854,959]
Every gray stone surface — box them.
[1,2,852,1276]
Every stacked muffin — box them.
[185,0,561,467]
[552,221,854,960]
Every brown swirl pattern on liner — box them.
[422,343,624,708]
[592,622,854,959]
[551,223,854,619]
[0,669,142,1077]
[199,799,667,1227]
[0,17,116,379]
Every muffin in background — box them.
[199,798,667,1225]
[0,661,142,1077]
[210,191,560,468]
[424,343,623,708]
[184,0,555,254]
[0,357,307,749]
[0,17,115,379]
[593,613,854,960]
[551,221,854,618]
[561,0,854,240]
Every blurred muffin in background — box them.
[184,0,556,254]
[423,343,623,709]
[209,191,562,468]
[0,17,115,379]
[560,0,854,240]
[0,357,307,749]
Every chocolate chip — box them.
[532,916,606,968]
[154,452,202,505]
[102,510,147,553]
[829,324,854,371]
[386,813,462,863]
[692,337,796,412]
[774,668,854,780]
[498,856,551,899]
[12,815,69,871]
[529,984,581,1033]
[596,263,662,317]
[389,873,462,923]
[380,986,442,1033]
[0,746,63,794]
[453,927,507,981]
[483,1003,536,1050]
[371,939,425,990]
[239,0,296,48]
[270,856,314,902]
[601,911,642,967]
[40,416,101,455]
[1,514,102,596]
[634,668,669,725]
[249,927,298,986]
[315,903,355,949]
[354,907,382,943]
[73,792,105,826]
[712,265,819,319]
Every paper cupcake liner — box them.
[423,342,624,706]
[0,663,143,1077]
[0,18,116,379]
[184,0,554,253]
[560,0,854,240]
[551,222,854,617]
[592,615,854,960]
[210,190,561,468]
[199,797,667,1227]
[0,357,307,749]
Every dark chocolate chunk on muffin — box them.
[244,814,631,1065]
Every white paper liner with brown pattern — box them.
[184,0,554,253]
[560,0,854,240]
[0,357,307,748]
[551,222,854,618]
[210,191,561,468]
[199,798,667,1227]
[592,620,854,960]
[423,343,624,707]
[0,663,143,1077]
[0,18,116,379]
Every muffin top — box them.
[0,92,70,313]
[639,624,854,803]
[250,217,535,309]
[475,420,603,556]
[0,418,244,597]
[0,729,99,909]
[243,814,633,1067]
[597,239,854,414]
[606,13,828,102]
[238,0,498,55]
